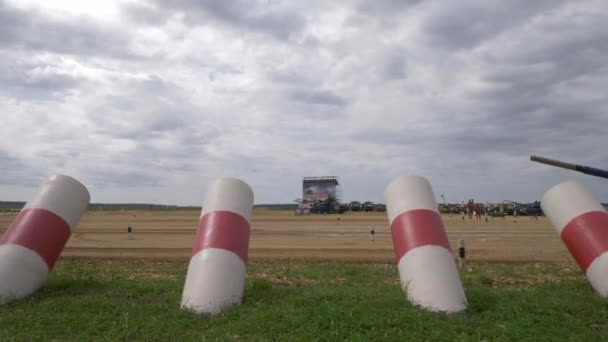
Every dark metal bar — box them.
[530,155,608,180]
[530,155,577,171]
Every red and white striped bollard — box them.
[385,176,467,313]
[541,181,608,297]
[181,178,254,314]
[0,175,89,304]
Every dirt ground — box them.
[0,210,572,263]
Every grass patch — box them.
[0,259,606,341]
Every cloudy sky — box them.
[1,0,607,205]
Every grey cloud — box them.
[381,50,407,80]
[63,121,211,189]
[0,151,43,186]
[3,74,217,190]
[90,76,201,135]
[496,13,608,66]
[351,96,607,174]
[450,3,608,158]
[143,115,188,134]
[470,16,608,124]
[479,44,607,101]
[290,90,348,107]
[349,127,433,147]
[141,0,307,40]
[438,129,541,154]
[422,1,566,49]
[93,80,220,174]
[0,2,132,59]
[122,2,168,25]
[84,169,163,188]
[357,0,423,16]
[0,55,81,100]
[270,69,320,87]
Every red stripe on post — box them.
[0,208,72,270]
[560,211,608,272]
[391,209,451,261]
[193,210,250,263]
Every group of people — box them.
[460,207,536,223]
[461,207,493,221]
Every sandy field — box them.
[0,210,572,263]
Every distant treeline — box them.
[0,201,25,210]
[87,203,201,211]
[254,204,298,211]
[0,201,298,212]
[0,201,200,211]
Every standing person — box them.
[461,210,465,221]
[484,210,488,222]
[370,225,375,242]
[513,208,518,223]
[337,216,340,225]
[128,224,133,240]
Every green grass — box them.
[0,260,607,341]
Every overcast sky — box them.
[1,0,607,205]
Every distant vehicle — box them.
[438,204,450,214]
[504,200,543,216]
[437,203,466,214]
[295,195,347,215]
[349,201,361,212]
[362,201,375,212]
[310,202,331,214]
[373,203,387,212]
[449,204,464,214]
[523,201,542,216]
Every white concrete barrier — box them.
[542,181,608,297]
[385,175,467,313]
[181,178,254,314]
[0,175,89,304]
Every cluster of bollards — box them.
[1,174,607,314]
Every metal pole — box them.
[531,155,608,180]
[530,155,578,171]
[458,239,465,270]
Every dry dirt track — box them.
[0,210,573,263]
